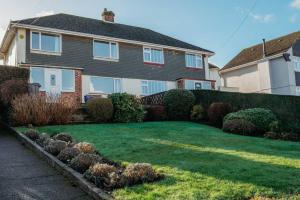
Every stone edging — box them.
[3,123,114,200]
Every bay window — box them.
[90,77,122,94]
[143,47,164,64]
[185,80,211,90]
[31,31,61,53]
[185,53,203,68]
[62,69,75,92]
[93,40,119,60]
[141,80,167,95]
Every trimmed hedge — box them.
[192,90,300,133]
[0,66,29,85]
[86,98,113,122]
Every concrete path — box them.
[0,128,92,200]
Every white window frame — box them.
[294,57,300,72]
[143,46,164,64]
[30,30,62,55]
[185,53,203,69]
[141,80,167,96]
[61,69,75,92]
[89,76,122,94]
[93,39,119,61]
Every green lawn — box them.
[23,122,300,200]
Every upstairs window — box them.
[31,31,61,53]
[93,40,119,60]
[143,47,164,64]
[185,54,203,68]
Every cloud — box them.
[35,10,55,17]
[249,13,274,23]
[291,0,300,9]
[289,14,298,23]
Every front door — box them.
[45,68,62,96]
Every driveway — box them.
[0,128,92,200]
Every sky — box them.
[0,0,300,68]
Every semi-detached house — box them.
[0,9,215,103]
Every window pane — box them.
[141,81,148,95]
[110,43,118,59]
[41,33,60,52]
[32,32,40,49]
[114,79,121,93]
[196,55,203,68]
[31,67,45,89]
[195,82,202,90]
[144,48,151,62]
[90,77,114,94]
[62,70,75,91]
[147,81,167,95]
[185,80,194,90]
[151,49,163,63]
[94,41,110,58]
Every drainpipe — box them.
[262,39,267,59]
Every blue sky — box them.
[0,0,300,67]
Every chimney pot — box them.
[102,8,115,23]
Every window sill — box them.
[93,57,119,62]
[144,62,164,67]
[62,90,75,93]
[30,49,62,56]
[185,67,203,71]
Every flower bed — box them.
[23,129,163,194]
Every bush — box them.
[86,98,113,122]
[224,108,277,133]
[0,79,28,105]
[11,94,77,126]
[57,147,81,163]
[109,93,145,123]
[23,129,40,141]
[190,105,205,121]
[74,142,96,154]
[207,102,232,127]
[36,133,51,147]
[44,140,67,156]
[163,89,195,120]
[0,66,29,85]
[69,153,104,174]
[264,132,300,141]
[223,119,258,136]
[144,105,167,121]
[122,163,160,185]
[53,133,73,143]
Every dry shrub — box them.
[89,163,118,177]
[11,94,78,126]
[69,153,104,174]
[57,147,81,163]
[122,163,160,185]
[74,142,96,154]
[44,140,67,156]
[23,129,40,141]
[0,79,28,105]
[36,133,51,147]
[53,133,73,143]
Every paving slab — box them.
[0,128,92,200]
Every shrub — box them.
[69,153,104,174]
[109,93,145,123]
[224,108,277,133]
[11,94,77,126]
[36,133,51,147]
[57,147,81,163]
[74,142,96,154]
[53,133,73,143]
[0,79,28,105]
[207,102,232,127]
[89,163,118,177]
[23,129,40,141]
[0,66,29,85]
[44,140,67,156]
[122,163,160,185]
[264,132,300,141]
[144,105,167,121]
[86,98,113,122]
[163,89,195,120]
[223,119,258,136]
[190,105,205,121]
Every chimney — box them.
[262,39,267,58]
[102,8,115,23]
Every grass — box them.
[19,122,300,200]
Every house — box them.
[209,63,221,90]
[0,9,215,103]
[220,31,300,96]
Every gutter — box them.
[11,23,215,57]
[219,53,284,74]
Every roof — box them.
[222,31,300,71]
[209,63,219,69]
[11,13,213,54]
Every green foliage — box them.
[163,89,195,120]
[224,108,277,133]
[190,105,205,121]
[109,93,145,123]
[223,119,258,136]
[207,102,232,127]
[144,105,167,121]
[86,98,113,122]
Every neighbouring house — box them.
[209,63,220,90]
[220,31,300,96]
[0,9,215,103]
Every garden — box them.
[1,66,300,199]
